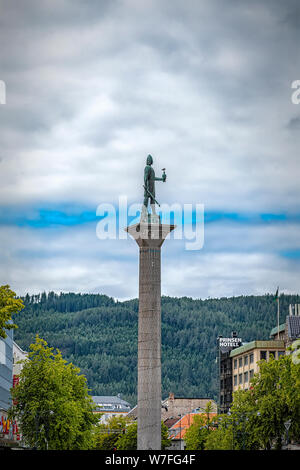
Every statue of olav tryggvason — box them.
[141,154,166,223]
[125,153,175,451]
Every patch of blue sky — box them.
[0,205,299,229]
[279,250,300,259]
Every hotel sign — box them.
[219,337,242,353]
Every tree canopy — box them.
[187,353,300,450]
[13,291,299,404]
[10,336,98,450]
[0,284,24,338]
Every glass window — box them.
[244,355,248,366]
[0,340,6,365]
[244,371,248,383]
[234,359,237,369]
[239,358,242,368]
[239,373,243,384]
[260,351,267,360]
[250,353,254,363]
[234,375,237,386]
[250,369,254,379]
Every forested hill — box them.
[13,292,299,406]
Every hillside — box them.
[13,292,299,407]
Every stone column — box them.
[126,221,175,450]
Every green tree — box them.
[204,415,233,450]
[10,336,98,449]
[247,354,300,449]
[208,354,300,450]
[0,285,24,338]
[94,415,131,450]
[184,414,211,450]
[115,421,171,450]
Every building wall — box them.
[162,394,217,421]
[232,342,285,392]
[0,330,13,411]
[13,342,28,377]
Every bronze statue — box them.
[142,154,166,219]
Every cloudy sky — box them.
[0,0,299,301]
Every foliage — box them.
[116,422,137,450]
[244,354,300,449]
[115,421,171,450]
[0,285,24,338]
[13,291,300,404]
[93,415,132,450]
[204,415,233,450]
[184,403,216,450]
[205,354,300,450]
[94,416,170,450]
[10,336,98,450]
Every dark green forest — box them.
[13,291,299,407]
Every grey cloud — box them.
[0,0,300,296]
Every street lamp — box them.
[284,419,292,448]
[177,414,182,450]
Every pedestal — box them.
[125,220,175,450]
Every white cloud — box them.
[0,0,299,297]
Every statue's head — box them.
[146,154,153,165]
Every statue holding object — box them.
[141,154,166,222]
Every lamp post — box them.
[177,414,182,450]
[284,419,292,448]
[33,409,54,450]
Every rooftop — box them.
[270,323,286,338]
[91,395,132,412]
[168,412,217,440]
[230,340,285,357]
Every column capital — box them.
[125,222,176,248]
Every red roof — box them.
[169,413,217,440]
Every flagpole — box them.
[277,292,280,340]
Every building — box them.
[127,393,217,421]
[230,340,285,393]
[270,304,300,349]
[0,330,13,413]
[0,338,28,448]
[161,393,217,421]
[13,341,28,377]
[218,332,242,414]
[167,410,217,450]
[0,330,14,447]
[91,395,132,423]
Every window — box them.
[244,355,248,366]
[244,371,248,383]
[250,369,254,379]
[234,359,237,369]
[239,373,243,384]
[234,375,237,386]
[260,351,267,360]
[250,353,254,364]
[239,358,242,368]
[0,340,6,365]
